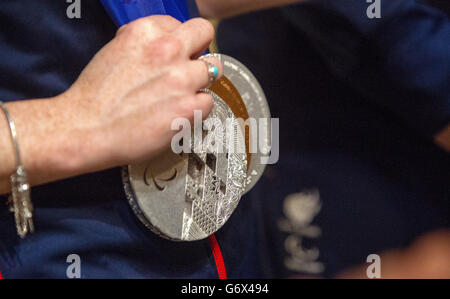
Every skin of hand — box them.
[435,125,450,152]
[0,15,223,194]
[338,230,450,279]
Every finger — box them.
[145,15,182,33]
[183,57,224,91]
[171,18,214,58]
[159,92,214,124]
[116,24,128,36]
[194,92,214,120]
[118,15,182,38]
[176,92,214,122]
[152,57,222,99]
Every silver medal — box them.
[123,54,270,241]
[123,93,247,241]
[203,54,271,194]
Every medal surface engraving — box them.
[123,95,247,241]
[205,54,271,194]
[123,54,270,241]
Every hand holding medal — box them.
[101,0,272,241]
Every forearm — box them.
[0,95,100,195]
[0,16,221,196]
[196,0,304,19]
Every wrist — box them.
[4,94,97,186]
[49,91,112,177]
[56,90,124,176]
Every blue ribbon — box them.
[100,0,192,26]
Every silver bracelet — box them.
[0,101,34,238]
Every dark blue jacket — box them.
[218,0,449,277]
[0,0,449,278]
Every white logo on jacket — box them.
[278,190,324,274]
